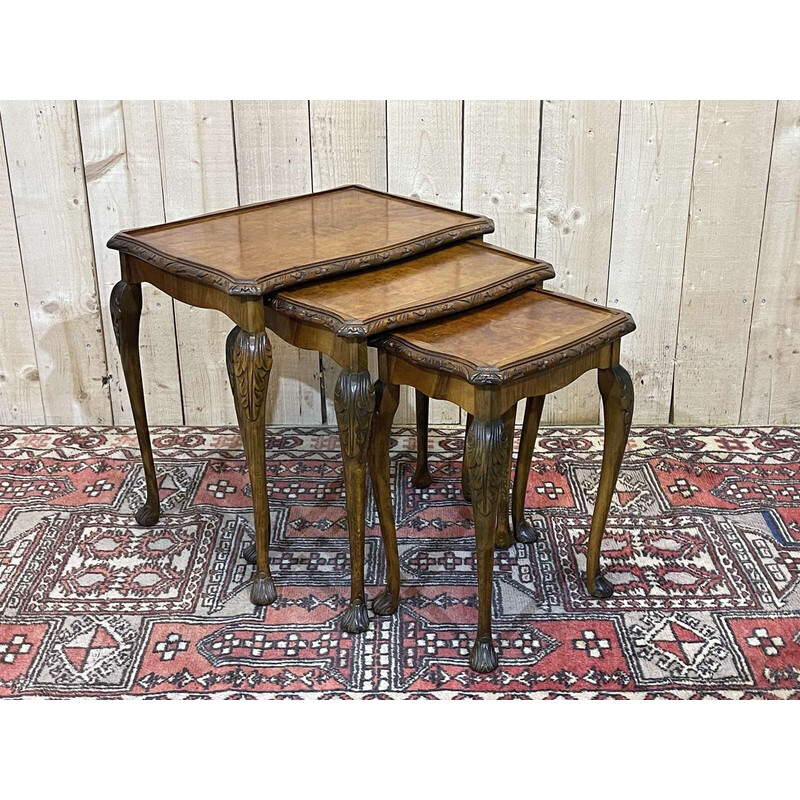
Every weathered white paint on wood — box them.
[0,115,44,423]
[0,100,112,424]
[311,100,387,191]
[463,100,539,256]
[311,100,387,421]
[537,100,621,424]
[607,101,699,424]
[78,100,183,425]
[673,101,776,424]
[387,100,462,424]
[156,100,239,425]
[234,100,322,425]
[741,100,800,424]
[0,99,797,428]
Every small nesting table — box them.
[107,185,553,632]
[368,289,635,672]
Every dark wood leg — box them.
[512,395,545,543]
[465,413,511,673]
[335,369,376,633]
[586,364,633,598]
[411,389,432,489]
[110,281,160,527]
[462,412,474,501]
[494,406,516,549]
[226,325,276,607]
[370,381,401,616]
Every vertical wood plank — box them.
[78,100,183,425]
[462,100,539,255]
[156,100,239,425]
[0,114,44,423]
[311,100,387,191]
[234,100,322,425]
[607,101,699,424]
[673,101,776,424]
[0,100,112,424]
[387,100,462,424]
[310,100,387,420]
[537,100,621,424]
[741,100,800,424]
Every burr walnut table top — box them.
[270,241,555,338]
[376,289,636,385]
[108,185,493,296]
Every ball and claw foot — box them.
[515,519,540,544]
[411,468,432,489]
[135,503,159,527]
[242,542,257,565]
[250,572,278,606]
[340,601,370,633]
[469,637,499,674]
[495,516,515,550]
[589,574,614,599]
[372,590,399,616]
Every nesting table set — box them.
[108,186,635,673]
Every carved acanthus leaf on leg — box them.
[226,325,276,607]
[465,415,509,674]
[226,328,272,423]
[335,369,376,634]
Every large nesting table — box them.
[108,185,553,632]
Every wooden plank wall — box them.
[0,100,797,427]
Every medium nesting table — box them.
[107,185,552,633]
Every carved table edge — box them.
[267,264,557,338]
[107,219,495,297]
[374,314,636,385]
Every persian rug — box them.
[0,424,798,699]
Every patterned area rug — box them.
[0,425,799,699]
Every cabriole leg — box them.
[370,381,401,616]
[226,326,276,607]
[512,395,545,543]
[411,389,432,489]
[335,369,376,633]
[465,413,511,673]
[111,280,160,527]
[586,365,633,598]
